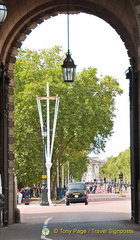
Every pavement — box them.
[0,191,140,240]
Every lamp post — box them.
[0,63,10,225]
[61,164,65,198]
[40,121,49,205]
[37,83,60,205]
[61,0,76,82]
[56,160,60,200]
[0,0,7,24]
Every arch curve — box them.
[0,0,139,71]
[1,0,140,225]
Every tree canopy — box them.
[99,148,130,182]
[13,46,123,187]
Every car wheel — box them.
[85,201,88,205]
[66,201,70,206]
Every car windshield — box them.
[68,184,85,190]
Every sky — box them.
[22,13,130,160]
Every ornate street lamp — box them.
[37,83,60,206]
[0,0,7,24]
[40,121,49,206]
[61,0,76,82]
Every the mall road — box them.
[0,192,140,240]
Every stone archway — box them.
[0,0,140,224]
[0,0,139,66]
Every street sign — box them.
[42,175,47,179]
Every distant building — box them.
[82,157,106,183]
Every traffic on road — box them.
[1,188,140,240]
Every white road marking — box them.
[41,216,53,240]
[44,217,53,226]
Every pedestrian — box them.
[25,187,30,196]
[30,188,33,198]
[89,185,93,194]
[107,185,110,193]
[35,188,40,197]
[17,189,22,205]
[20,188,24,202]
[24,187,30,205]
[124,184,128,192]
[109,185,112,193]
[93,184,97,194]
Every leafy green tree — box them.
[14,47,123,191]
[99,148,130,182]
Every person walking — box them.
[24,187,30,205]
[17,189,22,205]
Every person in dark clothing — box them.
[89,185,93,193]
[93,185,97,194]
[24,187,30,197]
[24,187,30,205]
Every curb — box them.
[19,197,65,205]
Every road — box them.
[0,192,140,240]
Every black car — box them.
[65,182,88,205]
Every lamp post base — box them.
[40,179,49,206]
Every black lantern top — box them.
[62,50,76,82]
[62,0,76,82]
[0,0,7,24]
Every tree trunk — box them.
[51,172,57,200]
